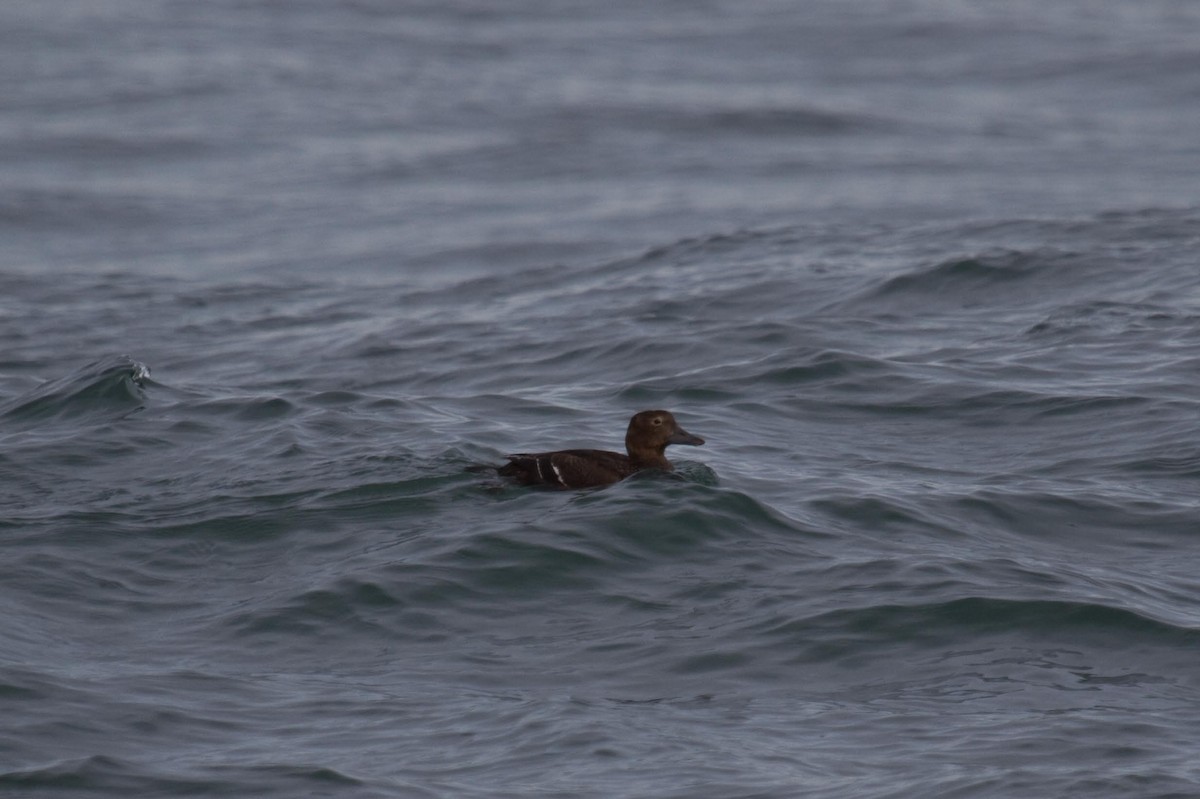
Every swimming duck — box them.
[498,410,705,489]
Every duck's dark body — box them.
[498,410,705,490]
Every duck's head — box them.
[625,410,705,459]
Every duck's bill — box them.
[668,427,705,446]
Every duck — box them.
[497,410,705,489]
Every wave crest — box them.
[2,355,150,423]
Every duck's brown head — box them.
[624,410,704,468]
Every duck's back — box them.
[498,449,633,489]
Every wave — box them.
[1,355,150,424]
[1026,298,1200,347]
[0,188,170,230]
[216,481,823,642]
[837,247,1100,315]
[0,754,369,798]
[627,103,889,137]
[758,596,1200,656]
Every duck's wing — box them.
[498,449,631,489]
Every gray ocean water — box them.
[4,2,1200,797]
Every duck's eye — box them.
[652,417,663,425]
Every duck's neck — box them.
[626,444,672,471]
